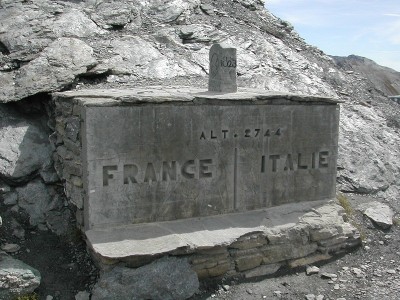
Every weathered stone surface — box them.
[0,73,15,102]
[55,87,337,104]
[87,0,140,29]
[45,209,72,236]
[85,200,359,275]
[237,0,264,10]
[208,43,237,93]
[1,38,96,103]
[361,201,394,229]
[0,105,52,183]
[52,9,103,38]
[306,265,320,275]
[0,180,10,193]
[1,243,20,253]
[300,203,347,242]
[288,253,332,268]
[2,191,18,206]
[229,234,267,250]
[264,223,310,245]
[91,257,199,300]
[16,179,63,226]
[0,1,61,59]
[143,0,200,23]
[40,163,60,184]
[244,263,281,278]
[261,243,318,264]
[91,36,201,78]
[179,24,220,44]
[75,290,90,300]
[234,252,264,271]
[64,116,80,142]
[0,252,41,299]
[192,257,232,279]
[337,105,400,196]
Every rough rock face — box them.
[359,201,394,229]
[91,257,199,300]
[0,105,52,184]
[1,37,97,103]
[1,0,399,210]
[0,251,41,299]
[16,179,63,226]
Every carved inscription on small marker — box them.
[208,43,237,93]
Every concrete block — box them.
[81,97,339,229]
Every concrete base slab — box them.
[86,199,361,278]
[86,199,329,262]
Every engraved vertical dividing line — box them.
[234,147,238,210]
[261,155,265,173]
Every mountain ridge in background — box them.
[332,54,400,96]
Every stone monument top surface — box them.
[55,86,341,106]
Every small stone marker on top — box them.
[208,43,237,93]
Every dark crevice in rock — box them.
[76,71,111,85]
[0,61,20,72]
[108,24,126,31]
[387,118,400,129]
[0,41,10,55]
[9,93,51,117]
[182,39,212,45]
[338,175,390,195]
[0,172,40,188]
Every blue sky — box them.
[265,0,400,71]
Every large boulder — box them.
[86,0,142,29]
[52,9,104,38]
[0,252,41,299]
[1,38,97,102]
[92,257,199,300]
[16,179,63,227]
[0,105,52,184]
[359,201,394,229]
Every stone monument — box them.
[56,88,339,230]
[51,45,359,279]
[208,43,237,93]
